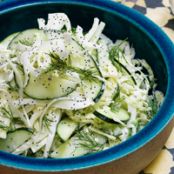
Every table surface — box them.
[0,0,174,174]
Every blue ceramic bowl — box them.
[0,0,174,173]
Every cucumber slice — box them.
[53,99,93,110]
[57,118,78,141]
[24,70,80,100]
[53,98,94,110]
[8,29,47,54]
[0,32,19,49]
[66,39,105,102]
[50,136,89,158]
[110,58,136,85]
[51,127,106,158]
[67,39,99,74]
[82,80,105,103]
[52,87,94,110]
[94,107,129,124]
[0,129,32,152]
[99,78,119,107]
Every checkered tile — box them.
[116,0,174,41]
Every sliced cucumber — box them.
[0,32,19,49]
[57,118,78,141]
[24,70,80,100]
[51,127,106,158]
[94,107,129,124]
[0,129,32,152]
[68,50,97,72]
[8,29,47,54]
[97,78,118,106]
[52,87,94,110]
[111,58,136,85]
[66,40,105,103]
[50,136,89,158]
[53,97,93,110]
[67,39,100,74]
[82,80,105,103]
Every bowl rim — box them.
[0,0,174,172]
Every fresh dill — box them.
[76,129,104,153]
[43,115,54,131]
[0,107,13,119]
[0,124,8,130]
[48,52,99,82]
[19,38,34,46]
[109,38,128,63]
[12,117,23,124]
[8,82,18,91]
[109,48,137,85]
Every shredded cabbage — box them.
[0,13,164,158]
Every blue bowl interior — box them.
[0,2,167,93]
[0,0,174,172]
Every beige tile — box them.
[170,0,174,13]
[144,149,174,174]
[122,1,135,8]
[136,0,146,8]
[162,0,170,7]
[146,7,173,27]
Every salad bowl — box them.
[0,0,174,174]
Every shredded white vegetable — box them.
[0,13,164,158]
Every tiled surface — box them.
[119,0,174,42]
[0,0,174,174]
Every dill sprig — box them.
[76,129,104,152]
[8,81,18,91]
[0,107,13,119]
[43,116,54,131]
[19,38,34,46]
[12,117,23,124]
[48,52,99,82]
[0,107,13,131]
[0,124,8,130]
[15,62,25,73]
[109,45,137,85]
[109,38,128,63]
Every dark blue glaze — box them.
[0,0,174,171]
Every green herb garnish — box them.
[109,47,136,85]
[76,129,104,153]
[1,107,13,119]
[48,52,99,82]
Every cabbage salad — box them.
[0,13,163,158]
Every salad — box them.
[0,13,163,158]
